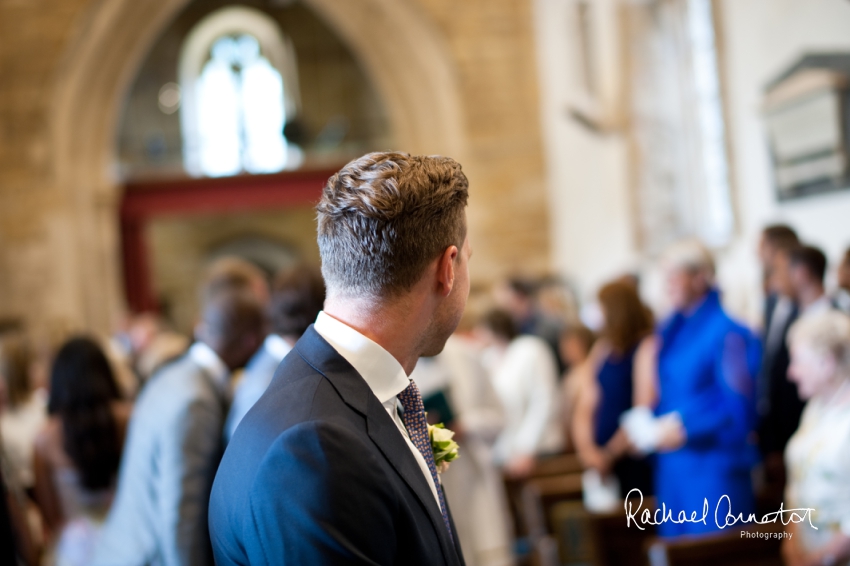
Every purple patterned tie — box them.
[396,380,454,541]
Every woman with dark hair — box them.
[33,337,130,566]
[572,279,656,498]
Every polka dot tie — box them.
[396,380,453,541]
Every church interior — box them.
[3,0,850,565]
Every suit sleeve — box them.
[158,394,222,566]
[679,330,760,448]
[247,421,398,566]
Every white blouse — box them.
[785,382,850,553]
[486,335,564,464]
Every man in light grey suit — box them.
[93,289,264,566]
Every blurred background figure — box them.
[651,239,761,537]
[1,440,40,566]
[93,289,264,566]
[789,245,833,318]
[476,309,563,479]
[411,331,514,566]
[572,279,656,497]
[835,247,850,314]
[534,275,580,331]
[494,278,565,374]
[201,256,271,309]
[225,263,324,442]
[758,224,799,304]
[558,324,596,450]
[109,313,191,396]
[33,337,130,566]
[758,234,806,504]
[783,311,850,566]
[0,334,46,494]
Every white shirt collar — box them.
[264,334,293,362]
[188,342,230,392]
[313,311,410,403]
[802,294,832,318]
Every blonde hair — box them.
[662,238,715,278]
[787,310,850,374]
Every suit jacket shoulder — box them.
[210,327,464,566]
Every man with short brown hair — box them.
[210,152,471,565]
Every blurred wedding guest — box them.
[108,313,160,397]
[110,313,190,388]
[494,277,565,373]
[559,324,596,448]
[412,335,514,566]
[477,309,563,479]
[790,245,833,318]
[0,335,46,492]
[833,247,850,314]
[225,264,324,442]
[652,239,761,537]
[134,330,191,383]
[93,289,264,566]
[32,337,130,566]
[573,280,656,496]
[535,275,579,328]
[201,256,270,307]
[758,224,799,306]
[782,311,850,566]
[2,441,40,566]
[758,239,804,494]
[560,325,596,371]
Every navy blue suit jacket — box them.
[209,326,465,566]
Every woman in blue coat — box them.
[652,239,761,537]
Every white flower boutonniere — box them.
[428,423,459,473]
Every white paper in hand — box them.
[620,406,660,454]
[582,469,621,513]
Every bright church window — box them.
[196,34,287,177]
[179,6,302,178]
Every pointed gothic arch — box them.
[51,0,466,333]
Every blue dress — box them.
[654,290,761,537]
[595,348,654,496]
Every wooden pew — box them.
[519,473,584,566]
[646,524,784,566]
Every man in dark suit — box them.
[210,152,471,565]
[757,239,804,503]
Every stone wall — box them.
[0,0,552,341]
[0,0,100,343]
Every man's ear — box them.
[435,245,459,297]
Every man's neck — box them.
[323,295,429,375]
[798,285,825,310]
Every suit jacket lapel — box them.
[363,394,460,565]
[294,328,460,565]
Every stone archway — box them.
[51,0,466,333]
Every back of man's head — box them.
[269,264,325,338]
[317,152,469,299]
[762,224,799,249]
[198,288,265,370]
[790,245,828,285]
[201,257,270,306]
